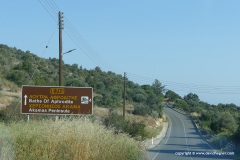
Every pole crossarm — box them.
[62,49,76,55]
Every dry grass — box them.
[0,92,20,110]
[0,78,19,92]
[0,123,15,160]
[0,81,20,110]
[93,107,109,118]
[191,112,201,117]
[145,125,163,139]
[0,119,146,160]
[0,96,15,105]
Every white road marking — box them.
[175,113,193,160]
[151,111,172,160]
[151,151,159,160]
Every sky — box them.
[1,0,240,106]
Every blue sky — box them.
[1,0,240,105]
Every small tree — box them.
[152,79,165,96]
[220,112,238,134]
[165,90,181,102]
[174,98,190,111]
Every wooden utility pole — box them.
[123,72,127,119]
[57,11,63,121]
[59,11,63,86]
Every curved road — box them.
[147,106,234,160]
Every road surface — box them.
[147,106,234,160]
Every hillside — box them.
[0,44,165,116]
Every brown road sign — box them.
[21,86,93,115]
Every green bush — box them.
[3,100,25,122]
[173,98,190,112]
[132,104,150,116]
[2,100,51,123]
[124,121,146,140]
[0,111,8,122]
[103,112,147,140]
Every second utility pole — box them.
[59,11,63,86]
[123,72,127,119]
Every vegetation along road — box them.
[147,106,234,160]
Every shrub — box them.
[103,111,147,140]
[2,100,52,123]
[3,100,25,122]
[173,98,190,112]
[0,111,8,122]
[132,104,150,116]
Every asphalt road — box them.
[147,106,234,160]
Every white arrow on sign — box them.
[24,95,28,105]
[89,98,92,103]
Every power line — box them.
[38,0,57,22]
[38,0,123,73]
[64,18,122,72]
[46,0,112,67]
[28,24,58,84]
[127,72,240,94]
